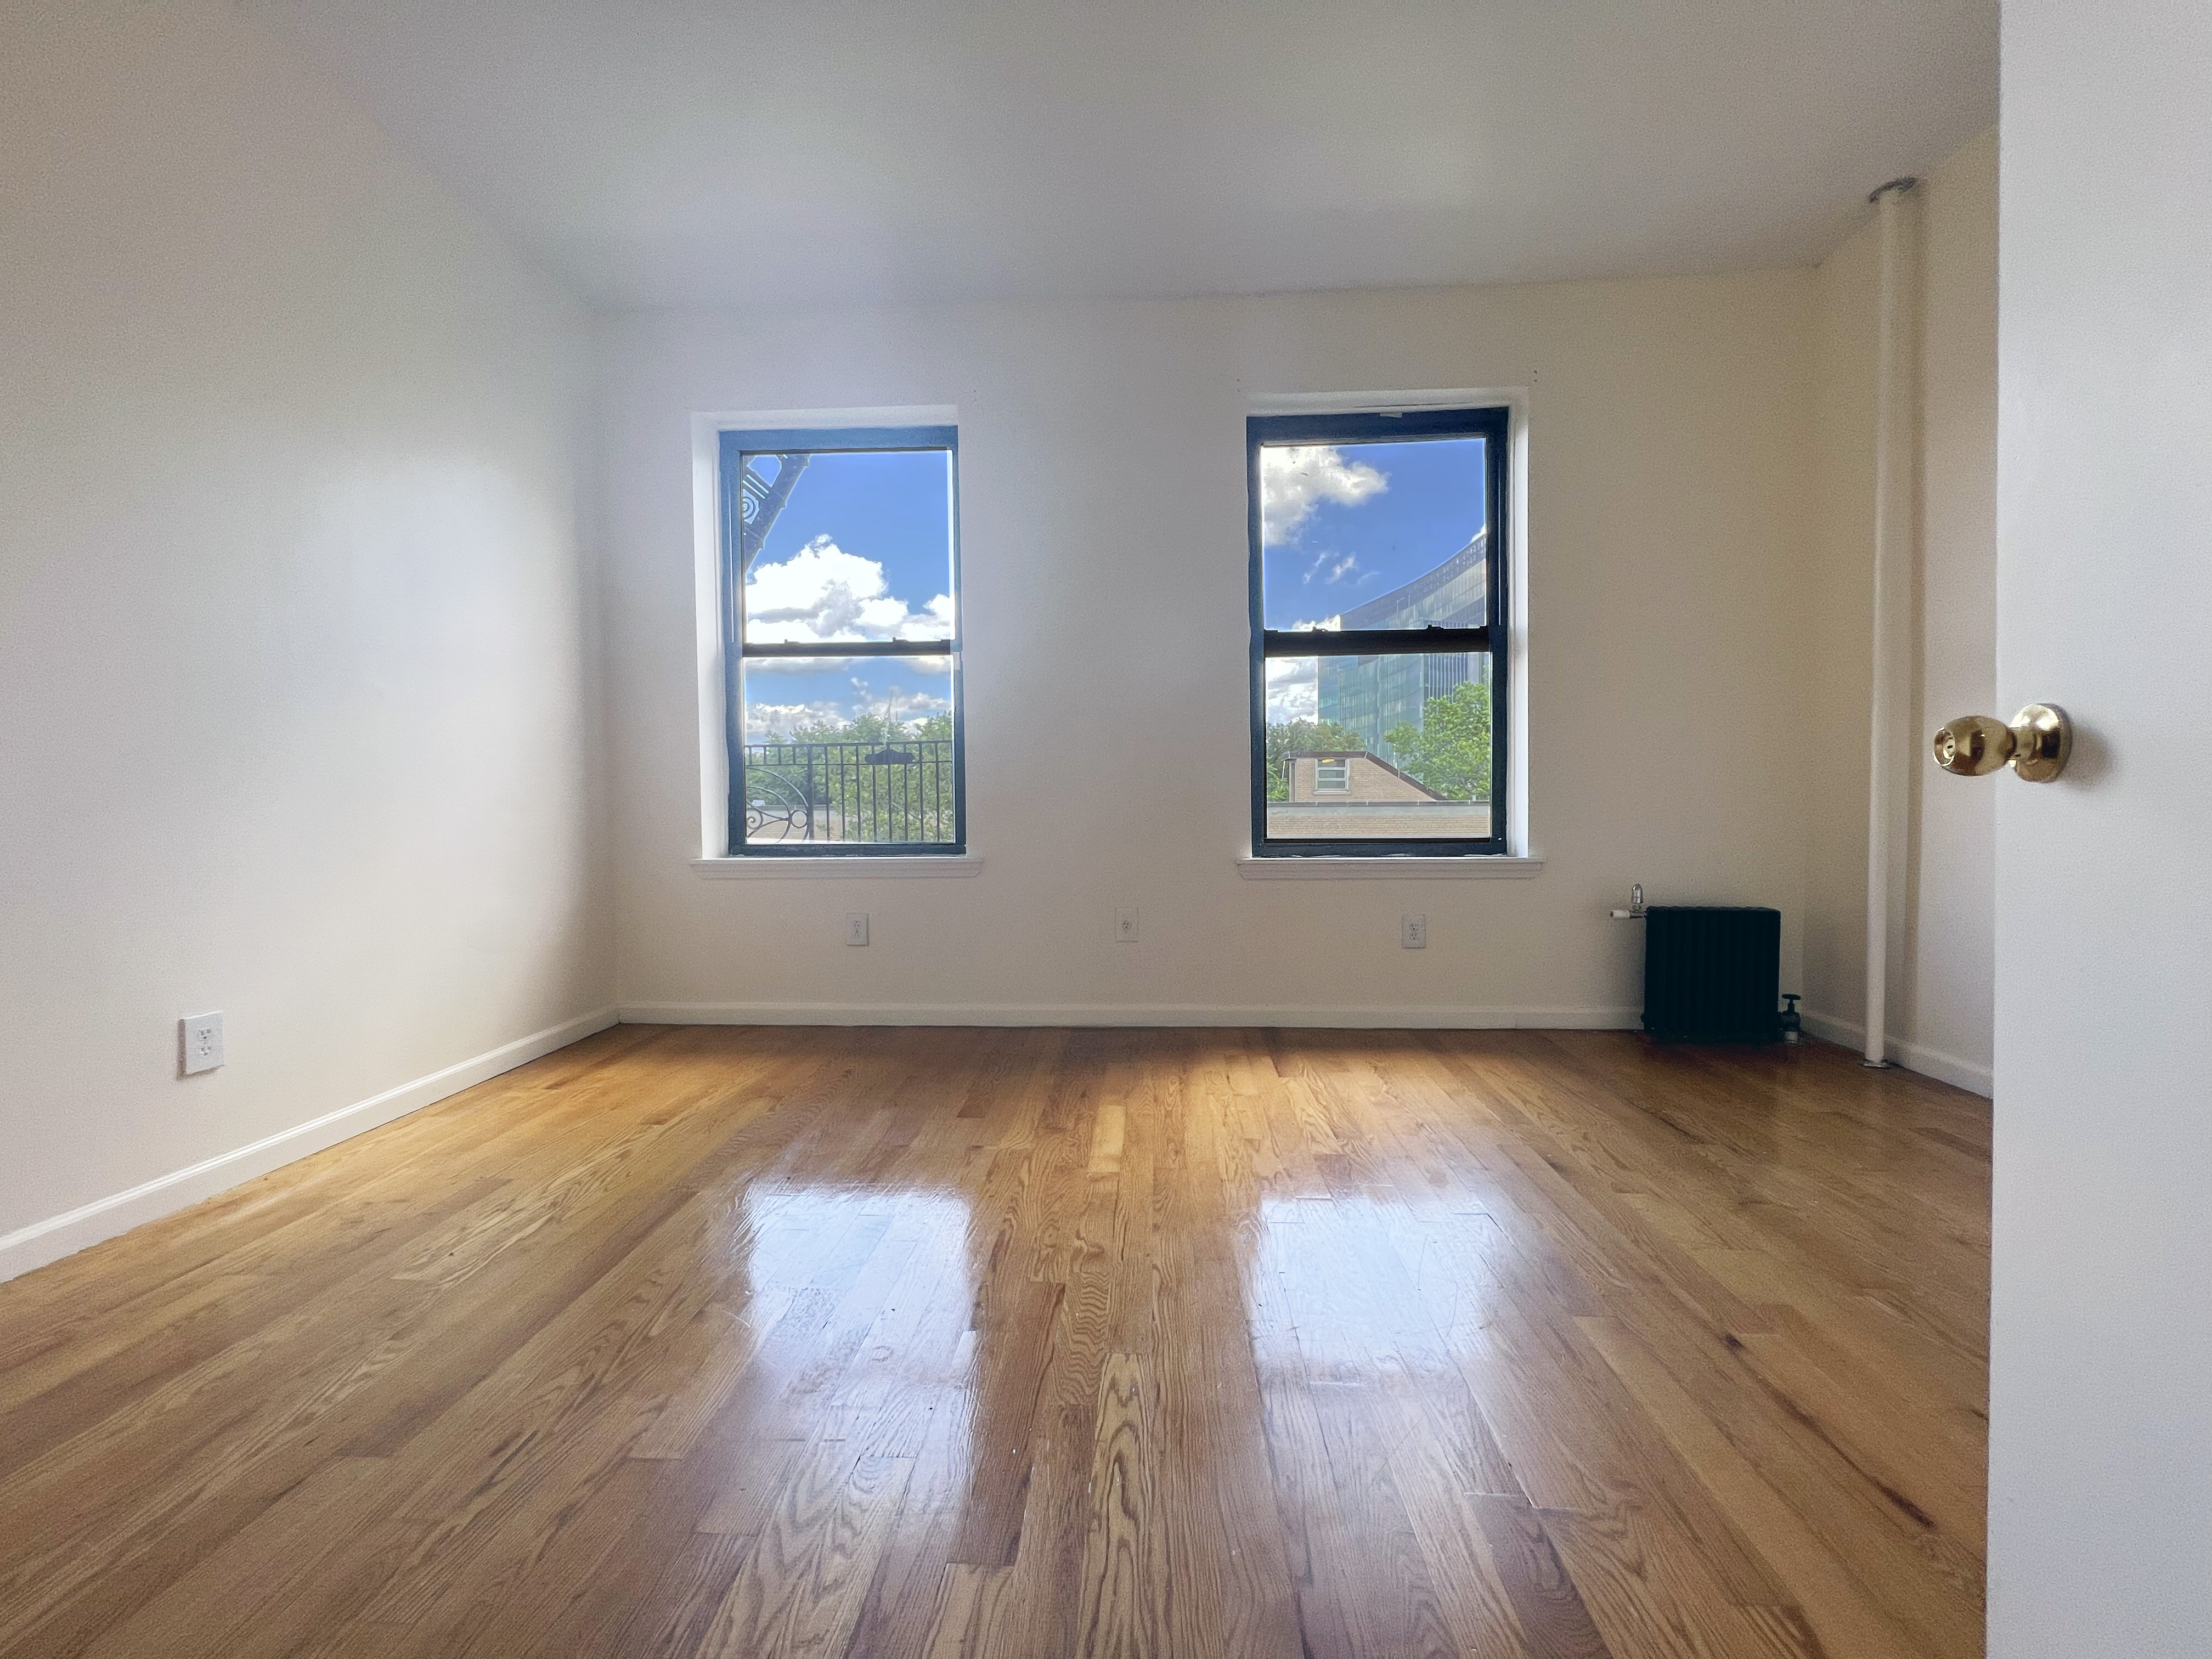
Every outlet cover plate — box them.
[181,1012,224,1075]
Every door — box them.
[1988,5,2212,1655]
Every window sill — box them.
[692,855,984,879]
[1235,855,1543,881]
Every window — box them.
[720,426,962,855]
[1249,407,1509,856]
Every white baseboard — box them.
[1800,1009,1993,1097]
[618,1001,1643,1031]
[0,1006,618,1285]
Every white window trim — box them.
[1235,856,1543,880]
[689,404,961,862]
[692,855,984,879]
[1247,387,1532,860]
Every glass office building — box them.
[1317,530,1488,759]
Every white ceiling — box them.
[249,0,1997,311]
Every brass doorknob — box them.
[1932,703,2072,782]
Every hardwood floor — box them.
[0,1026,1990,1658]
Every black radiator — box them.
[1642,906,1782,1042]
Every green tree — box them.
[1264,718,1370,802]
[753,708,957,842]
[1383,681,1491,800]
[785,709,953,747]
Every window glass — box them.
[1259,438,1487,632]
[1262,654,1494,843]
[740,450,954,644]
[740,657,957,846]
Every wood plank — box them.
[1576,1313,1921,1659]
[1073,1351,1168,1659]
[692,1444,915,1659]
[923,1564,1018,1659]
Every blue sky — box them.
[1260,436,1487,630]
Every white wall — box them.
[1803,130,1998,1092]
[0,1,611,1274]
[1989,5,2212,1652]
[600,272,1817,1023]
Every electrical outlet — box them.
[180,1012,224,1075]
[1115,906,1138,943]
[1401,914,1427,950]
[845,912,870,947]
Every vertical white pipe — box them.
[1864,177,1920,1067]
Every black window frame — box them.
[1248,405,1511,858]
[719,425,966,858]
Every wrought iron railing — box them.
[741,740,956,844]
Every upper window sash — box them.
[717,425,964,663]
[1246,409,1508,671]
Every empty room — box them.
[3,2,2205,1656]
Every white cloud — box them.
[1259,446,1386,547]
[744,699,848,737]
[745,677,951,740]
[745,536,952,645]
[1266,657,1318,723]
[867,680,952,725]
